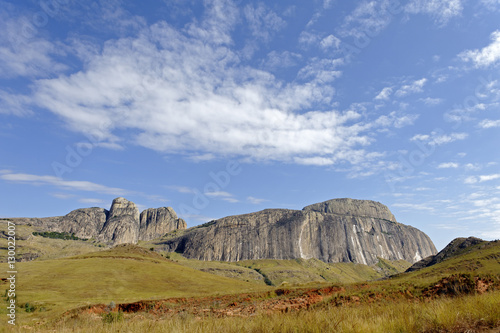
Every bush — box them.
[32,231,87,241]
[102,311,123,324]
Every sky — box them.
[1,0,499,251]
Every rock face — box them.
[406,237,486,272]
[159,198,437,265]
[60,208,109,239]
[140,207,187,241]
[11,197,186,245]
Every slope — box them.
[0,244,270,324]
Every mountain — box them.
[11,197,187,245]
[406,236,488,272]
[155,198,437,265]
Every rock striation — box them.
[158,198,437,265]
[12,197,186,245]
[140,207,187,241]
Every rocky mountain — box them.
[156,198,437,265]
[11,197,187,245]
[406,236,487,272]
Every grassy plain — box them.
[1,225,499,332]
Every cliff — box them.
[157,198,437,265]
[11,197,187,245]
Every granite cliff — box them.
[157,198,437,265]
[11,197,187,245]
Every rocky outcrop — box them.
[11,197,187,245]
[158,199,437,265]
[98,198,141,244]
[406,237,486,272]
[60,208,109,239]
[140,207,187,241]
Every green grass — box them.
[0,245,270,327]
[0,221,102,262]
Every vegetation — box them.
[0,227,498,332]
[32,231,87,241]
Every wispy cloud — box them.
[247,196,268,205]
[0,172,128,195]
[78,198,107,205]
[167,186,196,194]
[205,191,239,203]
[0,7,67,79]
[464,173,500,184]
[410,131,468,146]
[420,97,443,106]
[437,162,459,169]
[459,30,500,68]
[374,87,393,101]
[339,0,396,39]
[244,3,286,42]
[479,119,500,128]
[28,3,387,168]
[405,0,463,25]
[393,202,435,212]
[394,78,427,97]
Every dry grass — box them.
[13,290,500,333]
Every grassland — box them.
[29,290,500,333]
[0,220,102,262]
[153,251,411,286]
[1,232,499,332]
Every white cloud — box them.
[459,30,500,68]
[263,51,301,69]
[375,87,392,100]
[0,172,127,195]
[481,0,500,10]
[339,0,396,39]
[405,0,463,25]
[0,8,67,79]
[298,31,321,46]
[78,198,106,205]
[395,78,427,97]
[167,186,196,194]
[0,90,32,116]
[375,111,419,128]
[297,57,343,84]
[438,162,459,169]
[244,3,286,42]
[32,13,378,167]
[320,34,341,50]
[410,131,468,146]
[205,191,239,203]
[464,173,500,184]
[393,202,435,212]
[247,196,268,205]
[479,119,500,128]
[479,174,500,182]
[421,97,443,105]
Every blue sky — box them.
[1,0,500,250]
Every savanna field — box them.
[2,220,500,333]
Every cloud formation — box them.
[405,0,463,25]
[29,3,407,167]
[459,30,500,68]
[0,172,127,195]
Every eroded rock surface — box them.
[159,199,437,265]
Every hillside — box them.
[7,235,497,333]
[0,244,270,326]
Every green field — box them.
[1,222,499,332]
